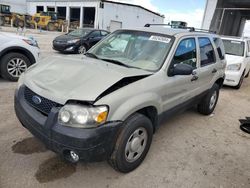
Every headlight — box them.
[227,63,242,71]
[58,104,108,128]
[23,39,39,47]
[67,39,80,44]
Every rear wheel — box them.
[0,16,5,26]
[198,83,220,115]
[0,53,31,81]
[15,19,24,28]
[47,22,57,31]
[108,113,153,173]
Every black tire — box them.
[47,22,56,31]
[0,16,4,26]
[198,83,220,115]
[108,113,153,173]
[245,70,249,78]
[235,72,245,89]
[0,53,31,82]
[15,19,24,28]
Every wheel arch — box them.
[136,106,158,133]
[0,46,36,66]
[215,77,225,88]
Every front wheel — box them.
[235,72,245,89]
[0,53,31,81]
[198,83,220,115]
[78,45,87,54]
[108,113,153,173]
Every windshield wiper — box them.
[85,52,99,59]
[100,58,131,68]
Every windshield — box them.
[222,39,245,56]
[88,30,174,71]
[68,29,92,37]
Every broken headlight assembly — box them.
[58,104,108,128]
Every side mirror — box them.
[172,64,194,76]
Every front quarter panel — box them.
[105,92,161,122]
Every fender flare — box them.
[0,46,36,65]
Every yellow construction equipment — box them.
[0,4,32,28]
[0,4,11,26]
[31,11,67,31]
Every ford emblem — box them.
[32,95,42,105]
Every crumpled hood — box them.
[22,56,150,104]
[225,54,244,65]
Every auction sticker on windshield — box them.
[149,36,171,43]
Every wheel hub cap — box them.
[125,127,148,163]
[7,58,27,78]
[209,91,217,110]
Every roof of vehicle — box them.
[123,26,218,37]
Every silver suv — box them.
[15,26,226,173]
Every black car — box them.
[53,28,110,54]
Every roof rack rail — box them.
[144,24,217,34]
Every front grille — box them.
[24,86,62,115]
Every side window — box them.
[101,31,109,36]
[89,31,101,38]
[199,37,216,67]
[171,38,197,68]
[213,38,225,60]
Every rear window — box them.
[214,38,225,60]
[222,39,245,56]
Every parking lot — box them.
[1,28,250,188]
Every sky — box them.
[116,0,207,28]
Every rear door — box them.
[195,37,218,93]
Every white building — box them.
[5,0,164,32]
[202,0,250,36]
[1,0,27,14]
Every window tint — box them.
[199,38,216,66]
[89,31,101,38]
[101,31,109,36]
[213,38,225,60]
[171,38,197,68]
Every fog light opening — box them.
[63,150,79,163]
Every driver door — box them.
[88,31,102,47]
[161,37,200,112]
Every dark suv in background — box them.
[53,28,109,54]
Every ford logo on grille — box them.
[32,95,42,105]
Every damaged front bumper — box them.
[14,86,123,162]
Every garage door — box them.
[110,21,122,32]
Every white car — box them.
[0,32,40,81]
[222,37,250,89]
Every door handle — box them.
[212,68,217,73]
[191,75,199,82]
